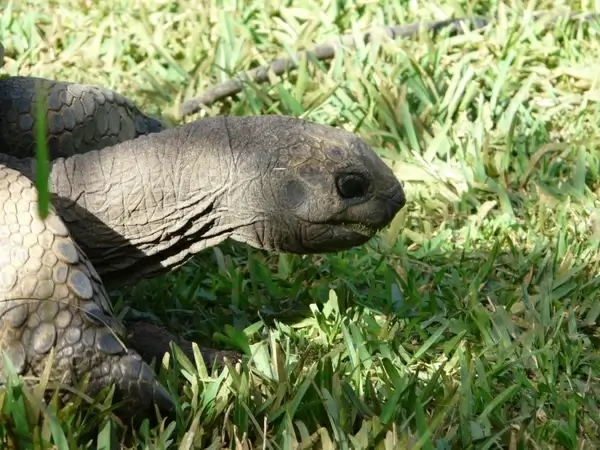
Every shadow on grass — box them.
[106,118,600,443]
[4,12,600,444]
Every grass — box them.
[2,0,600,448]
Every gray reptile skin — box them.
[0,45,405,421]
[1,10,595,421]
[1,115,405,291]
[0,163,174,419]
[0,76,165,159]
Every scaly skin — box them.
[2,115,406,291]
[0,58,405,421]
[0,76,165,159]
[0,163,174,419]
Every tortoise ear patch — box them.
[281,179,308,211]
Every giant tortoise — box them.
[0,41,406,420]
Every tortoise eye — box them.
[336,174,369,199]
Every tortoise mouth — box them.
[340,222,378,237]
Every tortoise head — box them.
[220,116,405,253]
[40,114,405,287]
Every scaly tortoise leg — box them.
[0,163,174,421]
[124,321,243,371]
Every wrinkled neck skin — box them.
[3,118,254,290]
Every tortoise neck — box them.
[48,119,238,289]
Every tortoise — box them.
[0,42,406,421]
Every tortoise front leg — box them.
[0,163,174,423]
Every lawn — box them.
[1,0,600,448]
